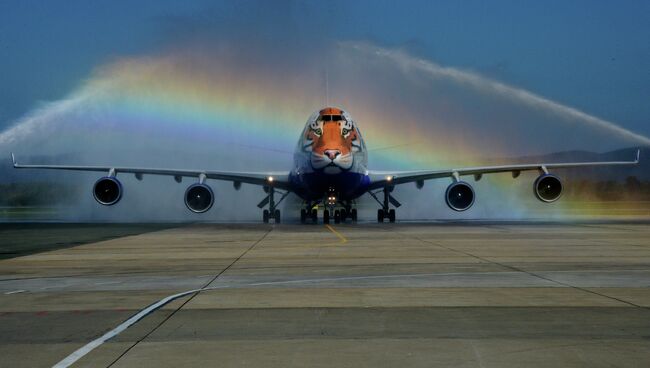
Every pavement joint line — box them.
[0,267,244,282]
[2,268,647,294]
[594,237,650,249]
[325,224,348,244]
[384,227,650,310]
[104,227,273,368]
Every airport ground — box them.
[0,221,649,367]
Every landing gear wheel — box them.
[300,209,307,224]
[263,209,269,223]
[311,209,318,223]
[351,209,358,222]
[323,210,330,224]
[274,209,281,224]
[388,209,396,223]
[377,209,384,223]
[334,210,341,224]
[340,209,347,222]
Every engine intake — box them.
[445,181,475,211]
[185,183,214,213]
[534,174,563,203]
[93,177,122,206]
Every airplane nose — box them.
[324,149,341,160]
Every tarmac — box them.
[1,222,649,367]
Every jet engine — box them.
[534,174,563,202]
[185,183,214,213]
[93,177,122,206]
[445,181,475,211]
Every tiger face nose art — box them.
[324,149,341,160]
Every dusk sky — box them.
[1,0,649,221]
[1,0,648,136]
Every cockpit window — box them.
[320,115,344,122]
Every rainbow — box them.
[1,43,645,219]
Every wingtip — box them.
[636,149,641,163]
[10,152,16,167]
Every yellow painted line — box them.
[325,224,348,244]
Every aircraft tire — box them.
[377,209,384,223]
[351,209,358,222]
[300,209,307,224]
[389,209,396,223]
[323,210,330,224]
[274,209,281,224]
[263,209,269,223]
[340,209,347,221]
[334,210,341,224]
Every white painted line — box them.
[247,271,531,286]
[4,289,26,295]
[49,270,569,367]
[94,281,122,286]
[40,286,60,290]
[52,286,227,368]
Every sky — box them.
[0,0,648,221]
[0,0,648,135]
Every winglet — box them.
[10,152,16,167]
[636,149,641,163]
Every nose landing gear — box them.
[319,196,357,225]
[369,186,400,223]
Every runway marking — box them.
[52,269,552,368]
[94,281,121,286]
[325,224,347,244]
[105,227,274,367]
[4,289,26,295]
[51,265,650,367]
[470,341,486,368]
[52,287,211,368]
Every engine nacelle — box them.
[445,181,475,211]
[93,177,122,206]
[185,183,214,213]
[534,174,563,203]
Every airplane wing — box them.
[11,153,291,190]
[367,149,641,190]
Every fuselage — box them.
[289,107,370,201]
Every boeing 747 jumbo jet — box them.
[12,107,640,223]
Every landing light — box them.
[267,176,274,183]
[386,176,393,182]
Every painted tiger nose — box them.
[324,149,341,160]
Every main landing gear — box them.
[368,186,400,223]
[258,185,290,224]
[300,205,318,224]
[377,208,396,223]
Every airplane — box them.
[12,107,641,224]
